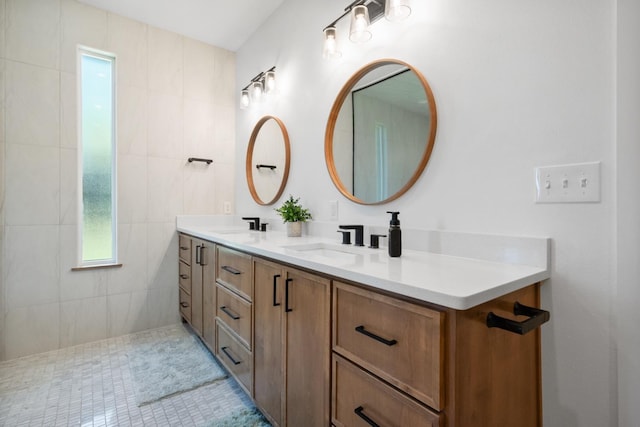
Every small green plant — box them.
[275,195,312,223]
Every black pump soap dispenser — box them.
[387,211,402,257]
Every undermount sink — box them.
[207,228,252,234]
[281,242,363,260]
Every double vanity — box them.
[176,216,550,427]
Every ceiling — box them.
[79,0,285,51]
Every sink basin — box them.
[281,242,363,260]
[207,228,252,234]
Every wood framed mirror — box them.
[325,59,437,205]
[246,116,291,205]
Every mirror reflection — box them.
[326,60,437,205]
[246,116,290,205]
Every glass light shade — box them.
[323,27,342,59]
[264,70,276,94]
[251,80,263,102]
[385,0,412,21]
[349,5,372,43]
[240,89,250,109]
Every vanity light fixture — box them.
[239,66,276,109]
[322,0,411,58]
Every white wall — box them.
[616,0,640,424]
[235,0,620,425]
[0,0,236,360]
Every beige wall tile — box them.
[147,157,184,222]
[60,296,108,347]
[5,0,59,68]
[5,144,59,225]
[118,154,148,224]
[146,287,179,329]
[148,27,183,96]
[60,71,77,149]
[107,223,148,295]
[184,97,215,160]
[5,302,60,359]
[184,163,216,215]
[5,61,59,147]
[147,93,183,159]
[183,38,216,101]
[107,13,147,88]
[59,147,77,225]
[214,162,235,215]
[107,290,148,337]
[4,225,59,308]
[60,0,108,74]
[212,46,236,107]
[117,84,148,156]
[147,222,178,289]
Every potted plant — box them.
[275,195,312,237]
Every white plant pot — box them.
[286,221,302,237]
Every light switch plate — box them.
[535,162,601,203]
[329,200,338,221]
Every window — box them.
[375,123,389,201]
[78,47,117,267]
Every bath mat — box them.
[208,408,271,427]
[127,324,227,406]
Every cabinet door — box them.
[202,242,216,350]
[285,268,331,427]
[253,258,285,426]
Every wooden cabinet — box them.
[253,257,331,427]
[178,234,215,350]
[332,280,543,427]
[215,245,254,395]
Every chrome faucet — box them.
[338,225,364,246]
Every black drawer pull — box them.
[356,325,398,346]
[180,302,190,308]
[221,265,242,275]
[354,406,380,427]
[273,274,281,307]
[220,306,240,320]
[486,301,550,335]
[221,346,241,365]
[285,278,293,312]
[180,246,189,250]
[355,325,397,346]
[180,274,189,280]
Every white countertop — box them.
[177,218,550,310]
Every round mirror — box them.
[325,59,437,205]
[246,116,291,205]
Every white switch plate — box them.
[223,201,232,214]
[329,200,338,220]
[535,162,601,203]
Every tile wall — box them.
[0,0,236,360]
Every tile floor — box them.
[0,324,256,426]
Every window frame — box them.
[76,46,119,268]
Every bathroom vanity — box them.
[176,218,550,427]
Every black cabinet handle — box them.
[195,245,201,265]
[354,406,380,427]
[486,301,550,335]
[285,278,293,312]
[220,306,240,320]
[355,325,398,346]
[179,274,189,280]
[273,274,281,307]
[180,302,189,308]
[221,265,242,275]
[180,245,189,250]
[199,246,207,266]
[221,346,241,365]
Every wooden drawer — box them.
[179,288,191,322]
[332,354,441,427]
[216,320,252,395]
[179,234,191,264]
[179,260,191,293]
[216,284,252,350]
[333,281,444,410]
[216,246,253,301]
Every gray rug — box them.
[208,408,271,427]
[127,324,227,406]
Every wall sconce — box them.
[240,66,276,109]
[322,0,411,58]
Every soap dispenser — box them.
[387,211,402,257]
